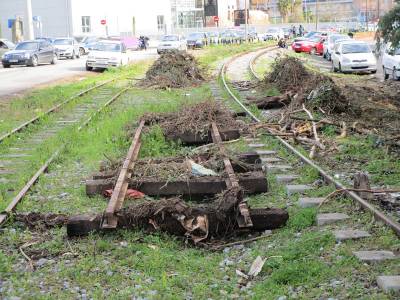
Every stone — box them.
[276,174,299,184]
[377,276,400,292]
[353,251,396,262]
[256,150,277,156]
[317,213,349,226]
[298,197,324,208]
[334,229,371,241]
[286,184,312,196]
[265,164,293,173]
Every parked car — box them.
[331,41,376,74]
[263,28,284,40]
[86,40,129,71]
[382,44,400,80]
[282,28,291,39]
[1,40,57,68]
[220,30,239,44]
[80,36,101,55]
[323,34,351,60]
[294,31,325,42]
[0,39,15,57]
[157,35,187,54]
[35,37,55,44]
[206,32,220,44]
[187,32,207,49]
[53,38,81,59]
[291,36,325,55]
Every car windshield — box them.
[162,35,179,42]
[54,39,73,45]
[394,48,400,55]
[188,33,203,39]
[93,42,121,52]
[309,37,321,42]
[267,28,278,33]
[330,35,349,43]
[15,42,38,50]
[342,43,371,54]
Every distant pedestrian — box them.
[299,25,304,36]
[292,25,297,37]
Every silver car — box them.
[157,35,187,54]
[53,38,81,59]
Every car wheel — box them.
[30,55,38,67]
[79,48,85,56]
[51,54,57,65]
[383,67,389,80]
[3,64,10,68]
[85,63,93,71]
[71,51,76,59]
[327,52,331,61]
[332,62,338,73]
[338,63,342,73]
[323,52,326,59]
[310,48,316,55]
[76,51,80,59]
[392,67,399,80]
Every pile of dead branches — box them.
[143,101,247,137]
[263,56,348,114]
[139,51,204,89]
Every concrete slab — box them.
[334,230,371,242]
[0,154,31,158]
[298,197,324,208]
[256,150,277,156]
[261,157,282,164]
[286,184,312,196]
[276,174,299,184]
[353,251,396,263]
[248,144,266,148]
[265,164,293,173]
[317,213,349,226]
[377,276,400,292]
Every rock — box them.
[317,213,349,226]
[35,258,48,267]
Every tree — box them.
[377,0,400,49]
[278,0,292,23]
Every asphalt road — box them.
[0,49,158,99]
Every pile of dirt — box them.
[140,51,204,89]
[143,101,247,137]
[264,56,348,114]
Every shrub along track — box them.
[0,76,133,224]
[218,47,400,293]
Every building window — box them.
[157,15,165,31]
[81,16,91,33]
[195,0,203,8]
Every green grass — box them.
[0,44,399,300]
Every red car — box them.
[291,36,326,55]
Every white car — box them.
[53,38,81,59]
[263,28,284,41]
[86,40,129,71]
[382,44,400,80]
[323,34,351,60]
[157,35,187,54]
[331,41,377,74]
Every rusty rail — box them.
[102,119,145,229]
[220,48,400,237]
[0,87,129,226]
[210,122,253,228]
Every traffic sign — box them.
[101,19,107,25]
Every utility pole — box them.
[365,0,368,29]
[25,0,34,40]
[315,0,319,30]
[245,0,248,42]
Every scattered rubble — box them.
[139,51,204,89]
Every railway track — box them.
[212,47,400,291]
[0,77,132,225]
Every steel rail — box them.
[0,86,130,226]
[220,49,400,237]
[0,78,116,144]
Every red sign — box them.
[213,16,219,22]
[101,19,107,25]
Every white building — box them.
[0,0,173,41]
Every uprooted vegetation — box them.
[139,51,205,89]
[141,101,249,143]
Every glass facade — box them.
[171,0,204,29]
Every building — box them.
[0,0,172,41]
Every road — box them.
[0,49,158,99]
